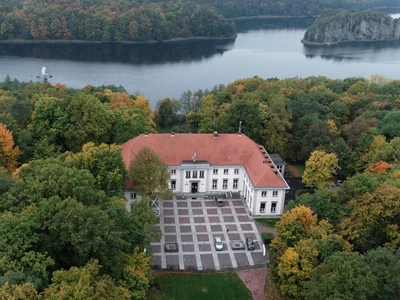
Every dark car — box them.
[246,237,255,251]
[215,196,223,207]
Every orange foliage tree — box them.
[0,123,21,172]
[365,160,391,174]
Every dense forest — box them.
[303,9,400,44]
[1,73,400,297]
[1,0,400,42]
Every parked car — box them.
[333,178,343,186]
[246,237,255,251]
[214,237,223,251]
[215,196,223,207]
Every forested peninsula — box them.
[302,10,400,45]
[1,0,400,43]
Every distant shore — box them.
[0,35,237,45]
[301,39,331,46]
[230,15,315,21]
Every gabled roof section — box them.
[121,133,288,188]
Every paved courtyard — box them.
[151,195,266,271]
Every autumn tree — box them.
[0,282,41,300]
[0,123,21,172]
[340,183,400,252]
[129,147,171,199]
[44,260,130,300]
[270,206,349,299]
[302,150,339,189]
[119,248,152,300]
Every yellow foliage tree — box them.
[0,282,41,300]
[120,247,152,300]
[0,123,21,172]
[302,150,339,189]
[133,96,156,130]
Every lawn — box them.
[147,272,252,300]
[254,217,280,228]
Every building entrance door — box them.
[191,182,198,193]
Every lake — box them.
[1,15,400,107]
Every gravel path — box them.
[236,267,267,300]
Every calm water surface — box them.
[1,16,400,107]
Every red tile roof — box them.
[121,133,288,188]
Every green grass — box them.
[255,217,280,228]
[147,272,252,300]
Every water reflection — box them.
[0,38,236,65]
[303,40,400,62]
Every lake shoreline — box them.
[0,35,237,46]
[230,15,315,21]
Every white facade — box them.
[122,133,289,216]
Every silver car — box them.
[214,237,223,251]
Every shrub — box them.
[262,232,275,245]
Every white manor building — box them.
[121,132,289,216]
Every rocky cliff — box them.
[302,10,400,45]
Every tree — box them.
[259,96,292,156]
[271,206,349,298]
[304,252,378,300]
[0,282,41,300]
[66,142,128,197]
[112,108,152,144]
[129,147,171,199]
[302,150,339,189]
[0,123,21,172]
[64,93,115,152]
[289,189,341,225]
[340,183,400,252]
[120,248,152,300]
[381,110,400,139]
[44,260,130,300]
[153,98,181,131]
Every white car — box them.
[214,237,223,251]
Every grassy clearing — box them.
[255,217,280,228]
[148,272,252,300]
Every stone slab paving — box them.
[151,195,266,271]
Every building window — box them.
[213,169,218,175]
[224,169,229,175]
[186,171,191,178]
[260,202,266,213]
[261,191,267,197]
[212,179,217,189]
[271,202,277,213]
[233,179,238,189]
[272,191,278,197]
[171,180,176,190]
[223,179,228,189]
[130,192,136,199]
[199,171,204,178]
[193,171,198,178]
[171,169,176,175]
[234,168,239,174]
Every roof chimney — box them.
[238,121,242,137]
[171,132,174,137]
[144,132,148,137]
[214,131,218,139]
